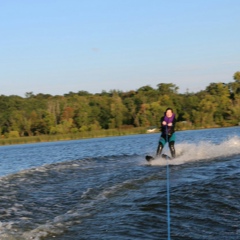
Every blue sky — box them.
[1,0,239,96]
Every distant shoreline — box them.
[1,125,238,146]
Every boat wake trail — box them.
[149,136,240,166]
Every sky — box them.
[0,0,240,97]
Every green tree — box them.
[206,82,231,126]
[197,95,217,127]
[229,71,240,98]
[123,97,136,126]
[233,71,240,82]
[157,83,179,95]
[109,93,127,128]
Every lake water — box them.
[0,127,240,240]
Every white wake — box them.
[149,136,240,166]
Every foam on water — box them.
[149,136,240,166]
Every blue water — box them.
[0,127,240,239]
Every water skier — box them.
[156,108,176,158]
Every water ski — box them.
[162,153,172,160]
[145,155,154,161]
[145,154,172,162]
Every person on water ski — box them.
[156,108,176,158]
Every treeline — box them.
[1,71,240,139]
